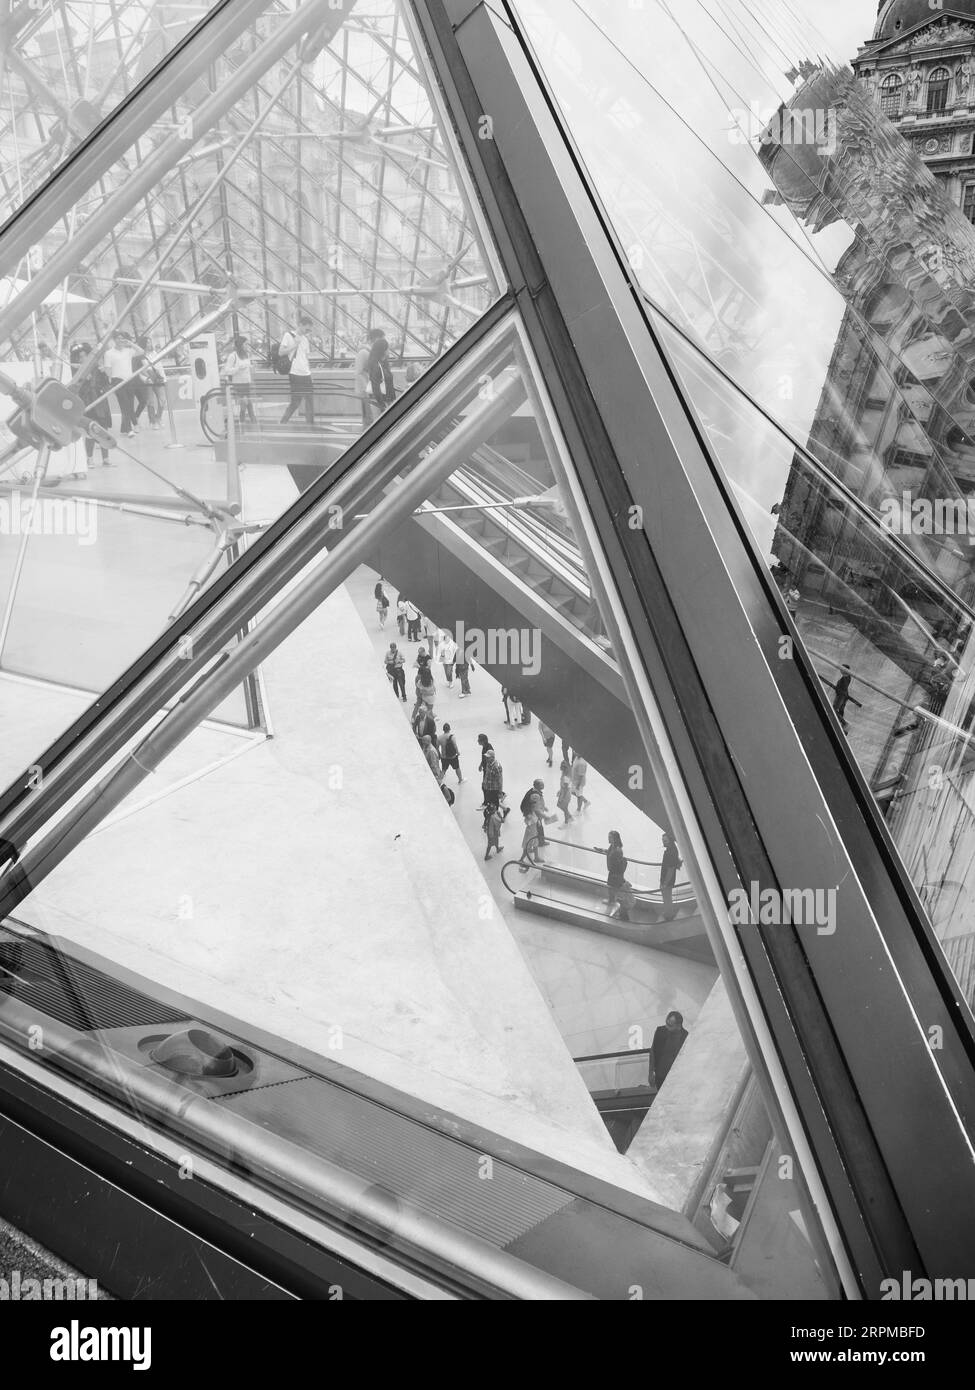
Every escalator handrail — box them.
[434,471,589,594]
[540,835,694,894]
[499,844,694,922]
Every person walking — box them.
[404,598,421,643]
[477,734,495,775]
[421,735,444,785]
[279,316,315,426]
[368,327,396,410]
[421,612,437,654]
[412,661,436,721]
[374,577,390,630]
[439,723,463,784]
[396,596,407,638]
[517,793,543,871]
[660,831,682,919]
[556,761,574,826]
[131,337,153,427]
[384,643,407,702]
[603,831,634,922]
[437,630,458,689]
[520,779,555,846]
[501,686,515,728]
[454,649,472,697]
[104,334,137,436]
[76,356,115,470]
[143,343,168,428]
[223,336,257,424]
[481,749,504,816]
[354,332,377,429]
[650,1012,688,1091]
[829,665,862,734]
[570,753,591,813]
[415,708,438,743]
[538,720,556,767]
[484,801,509,861]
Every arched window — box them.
[881,73,903,118]
[928,67,950,114]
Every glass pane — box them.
[0,0,502,752]
[514,0,975,1020]
[0,314,843,1299]
[0,1,222,225]
[657,310,975,1018]
[513,0,975,613]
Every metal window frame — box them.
[406,0,975,1291]
[0,0,971,1300]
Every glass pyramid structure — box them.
[0,0,971,1302]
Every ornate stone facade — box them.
[854,3,975,217]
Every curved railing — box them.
[499,835,697,925]
[199,380,361,443]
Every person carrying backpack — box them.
[279,316,315,426]
[439,723,463,784]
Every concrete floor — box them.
[345,565,716,1069]
[2,422,720,1208]
[18,554,656,1199]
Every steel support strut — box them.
[0,0,359,341]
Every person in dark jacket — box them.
[367,328,396,409]
[660,831,682,920]
[76,356,115,468]
[651,1012,688,1091]
[604,830,632,922]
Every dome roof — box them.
[876,1,975,42]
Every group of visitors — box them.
[376,580,472,696]
[69,335,168,470]
[372,576,683,919]
[600,828,683,923]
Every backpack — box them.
[271,340,293,376]
[444,735,458,762]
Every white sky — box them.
[815,0,884,64]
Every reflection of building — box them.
[854,1,975,218]
[758,26,975,1002]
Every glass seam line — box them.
[640,293,975,629]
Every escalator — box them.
[500,836,714,966]
[202,375,669,827]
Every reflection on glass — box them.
[515,0,975,616]
[658,313,975,1016]
[515,0,975,1019]
[0,317,841,1299]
